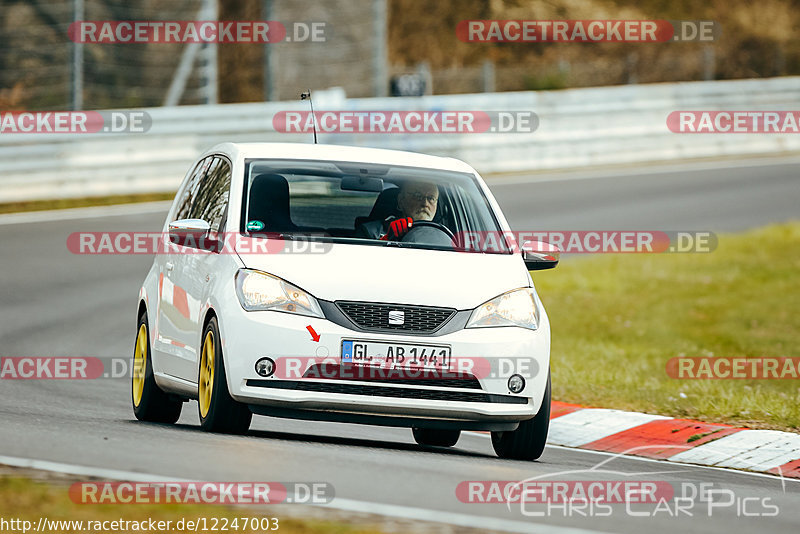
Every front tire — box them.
[198,317,252,434]
[491,371,551,460]
[412,428,461,447]
[132,312,182,423]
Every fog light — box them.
[255,357,275,377]
[508,374,525,394]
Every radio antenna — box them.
[300,90,317,144]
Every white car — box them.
[132,142,558,460]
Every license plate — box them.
[341,340,451,371]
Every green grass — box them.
[0,193,175,215]
[535,222,800,431]
[0,476,382,534]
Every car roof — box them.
[203,142,477,174]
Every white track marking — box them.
[0,455,611,534]
[546,409,671,447]
[463,433,800,483]
[0,201,172,226]
[668,430,800,471]
[486,154,800,186]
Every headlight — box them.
[235,269,323,318]
[466,287,539,330]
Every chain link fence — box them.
[2,0,799,110]
[0,0,215,110]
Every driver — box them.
[356,181,439,240]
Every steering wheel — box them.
[401,221,456,244]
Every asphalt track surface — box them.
[1,157,799,533]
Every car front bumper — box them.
[219,300,551,428]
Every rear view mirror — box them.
[522,240,560,270]
[340,175,384,192]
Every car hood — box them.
[235,237,530,310]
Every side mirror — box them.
[522,240,560,270]
[168,219,217,250]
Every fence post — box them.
[373,0,388,97]
[703,46,715,81]
[418,61,433,95]
[263,0,276,101]
[626,52,638,84]
[482,59,495,92]
[71,0,84,110]
[201,0,219,104]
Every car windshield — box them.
[241,158,513,253]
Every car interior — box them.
[245,172,455,241]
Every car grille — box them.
[245,379,528,404]
[302,364,482,389]
[335,301,456,333]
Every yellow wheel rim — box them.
[199,331,215,418]
[132,324,147,407]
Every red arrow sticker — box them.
[306,325,320,342]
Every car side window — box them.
[188,157,232,233]
[174,156,214,222]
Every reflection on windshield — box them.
[242,159,513,254]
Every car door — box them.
[158,156,233,382]
[156,155,214,380]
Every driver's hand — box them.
[381,217,413,241]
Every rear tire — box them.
[132,312,182,424]
[491,371,551,460]
[198,317,252,434]
[412,428,461,447]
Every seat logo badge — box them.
[388,310,405,325]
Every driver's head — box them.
[397,181,438,221]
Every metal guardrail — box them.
[1,77,799,202]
